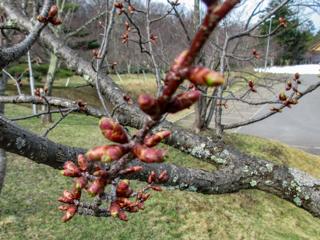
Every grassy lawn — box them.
[2,72,320,239]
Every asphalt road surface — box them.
[237,75,320,155]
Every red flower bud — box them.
[99,117,128,143]
[110,201,121,217]
[118,210,128,221]
[167,90,201,113]
[50,17,62,26]
[87,178,107,197]
[61,161,81,177]
[138,94,160,116]
[286,81,292,91]
[147,171,157,184]
[58,196,74,204]
[137,192,151,202]
[58,190,78,204]
[158,170,169,182]
[48,5,59,19]
[133,145,166,163]
[116,180,133,198]
[86,145,127,162]
[77,154,88,171]
[144,131,171,147]
[248,80,257,92]
[128,4,136,14]
[279,92,287,101]
[62,205,77,222]
[188,67,224,87]
[294,73,300,80]
[150,185,162,191]
[75,176,87,190]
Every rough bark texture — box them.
[0,73,7,193]
[1,114,320,217]
[0,0,52,68]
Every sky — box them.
[154,0,320,31]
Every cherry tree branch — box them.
[0,0,53,67]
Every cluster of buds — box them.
[92,49,102,59]
[114,2,135,15]
[76,100,87,113]
[34,87,47,97]
[59,117,171,222]
[271,73,301,112]
[279,17,288,28]
[248,80,257,93]
[121,32,129,44]
[252,49,260,59]
[37,5,62,26]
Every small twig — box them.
[42,108,74,137]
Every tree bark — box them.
[42,52,59,123]
[1,114,320,217]
[0,73,7,194]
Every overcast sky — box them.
[154,0,320,31]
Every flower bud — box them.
[188,67,224,87]
[61,161,81,177]
[99,117,128,143]
[279,92,287,101]
[86,145,127,162]
[286,81,292,91]
[77,154,88,171]
[118,210,128,221]
[58,190,76,204]
[158,170,169,182]
[87,178,107,197]
[62,205,77,222]
[75,176,87,190]
[48,5,59,19]
[110,202,121,217]
[248,80,257,92]
[150,185,162,191]
[147,171,157,184]
[137,192,151,202]
[133,145,166,163]
[144,131,171,147]
[138,94,160,116]
[116,180,133,198]
[50,17,62,26]
[167,90,201,113]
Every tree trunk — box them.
[42,52,58,123]
[0,73,7,194]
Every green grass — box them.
[2,72,320,239]
[1,104,320,240]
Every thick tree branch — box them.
[0,0,53,68]
[1,114,320,217]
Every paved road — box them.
[237,75,320,155]
[176,74,320,155]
